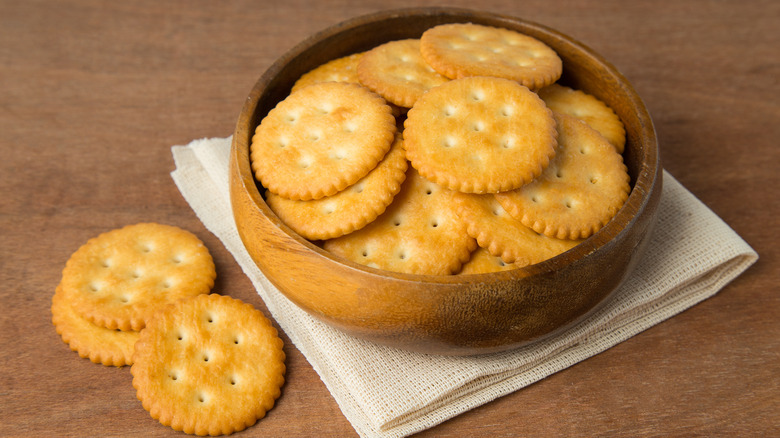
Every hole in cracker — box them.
[197,393,207,403]
[361,249,369,257]
[162,280,172,289]
[277,137,288,148]
[229,376,237,386]
[88,283,100,292]
[472,121,484,132]
[500,106,513,117]
[203,352,210,362]
[441,136,456,148]
[531,196,539,203]
[470,90,485,101]
[352,182,365,194]
[393,217,402,227]
[565,200,573,209]
[580,148,587,155]
[443,106,456,117]
[556,171,563,178]
[430,219,439,228]
[100,259,111,268]
[501,138,514,149]
[590,176,598,184]
[171,255,183,264]
[397,249,407,260]
[119,295,130,304]
[131,270,142,279]
[168,371,179,381]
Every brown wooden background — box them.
[1,0,778,436]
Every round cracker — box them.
[131,294,285,436]
[291,52,363,93]
[52,284,139,367]
[453,192,580,266]
[323,168,476,275]
[59,223,216,332]
[403,76,557,194]
[251,81,397,201]
[357,39,450,108]
[538,83,626,153]
[495,113,631,240]
[266,133,408,240]
[420,23,562,89]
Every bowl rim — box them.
[232,6,660,285]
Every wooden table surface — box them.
[2,0,778,436]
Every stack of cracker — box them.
[250,22,630,276]
[52,223,286,436]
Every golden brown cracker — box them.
[357,39,450,108]
[538,83,626,153]
[495,113,631,240]
[266,133,408,240]
[323,168,476,275]
[453,191,580,266]
[59,223,216,332]
[291,52,363,93]
[251,81,397,201]
[403,76,557,193]
[420,23,562,89]
[131,294,286,436]
[458,247,520,274]
[52,284,139,367]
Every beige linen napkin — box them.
[171,136,757,438]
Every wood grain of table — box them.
[2,0,778,436]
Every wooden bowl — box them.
[229,7,662,355]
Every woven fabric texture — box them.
[171,137,757,438]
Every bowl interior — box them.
[234,7,658,283]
